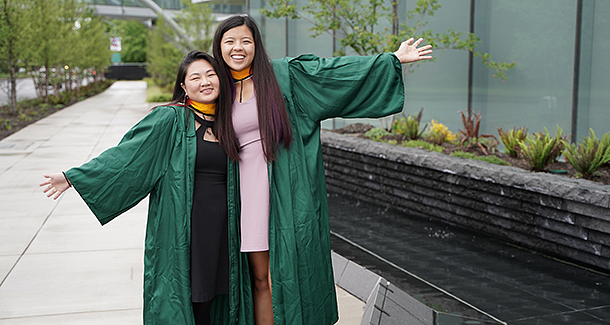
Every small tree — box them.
[72,13,111,95]
[262,0,515,80]
[147,0,216,89]
[177,0,215,52]
[147,16,185,89]
[115,20,149,63]
[0,0,27,113]
[27,0,69,102]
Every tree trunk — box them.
[2,0,18,113]
[43,62,49,104]
[8,65,17,114]
[392,1,399,36]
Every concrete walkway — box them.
[0,81,364,324]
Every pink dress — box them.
[232,93,270,252]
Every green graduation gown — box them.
[226,52,405,325]
[66,52,404,325]
[65,105,209,325]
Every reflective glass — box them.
[249,0,287,59]
[472,0,576,137]
[402,0,470,134]
[579,1,610,139]
[247,0,610,138]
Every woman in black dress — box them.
[41,51,235,325]
[178,52,230,325]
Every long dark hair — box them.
[170,50,239,160]
[213,14,292,162]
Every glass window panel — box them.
[472,0,576,138]
[328,0,471,130]
[402,0,470,134]
[580,0,610,139]
[285,0,332,58]
[249,0,287,59]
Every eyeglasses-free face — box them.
[181,59,220,104]
[221,25,255,72]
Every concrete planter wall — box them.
[321,130,610,272]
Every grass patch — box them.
[402,139,444,153]
[364,127,392,141]
[145,77,173,103]
[451,151,511,165]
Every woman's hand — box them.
[40,173,70,200]
[393,38,433,64]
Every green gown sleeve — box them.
[65,106,179,225]
[278,53,405,122]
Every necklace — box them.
[191,109,216,141]
[230,67,253,103]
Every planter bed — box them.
[321,130,610,272]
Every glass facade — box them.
[84,0,245,13]
[248,0,609,141]
[580,1,610,139]
[472,1,576,138]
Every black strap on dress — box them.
[192,112,215,137]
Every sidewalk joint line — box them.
[0,196,63,287]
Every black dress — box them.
[190,115,229,302]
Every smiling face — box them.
[181,59,220,104]
[221,24,255,72]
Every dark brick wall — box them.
[321,131,610,272]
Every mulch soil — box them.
[0,105,67,140]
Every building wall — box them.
[249,0,610,142]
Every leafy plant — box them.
[392,108,426,140]
[497,126,528,157]
[18,113,31,122]
[562,129,610,179]
[402,139,444,153]
[458,109,499,155]
[427,119,456,145]
[519,126,568,172]
[147,94,173,103]
[261,0,515,79]
[364,127,392,142]
[1,118,12,131]
[451,151,510,166]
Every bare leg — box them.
[248,251,273,325]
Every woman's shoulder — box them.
[148,104,188,121]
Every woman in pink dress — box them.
[212,14,432,325]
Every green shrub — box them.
[427,119,456,145]
[364,127,392,141]
[451,151,510,165]
[519,126,567,171]
[18,113,31,122]
[392,108,426,140]
[458,109,499,155]
[2,119,12,131]
[497,126,528,157]
[562,129,610,179]
[402,139,444,153]
[147,94,173,103]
